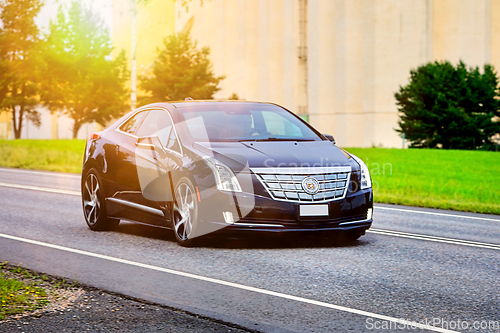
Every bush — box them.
[395,61,500,150]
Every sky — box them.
[35,0,113,34]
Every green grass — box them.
[0,140,498,214]
[0,262,49,320]
[346,148,500,215]
[0,139,86,173]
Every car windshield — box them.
[178,104,322,142]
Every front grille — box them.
[251,166,351,203]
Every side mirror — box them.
[323,134,335,144]
[136,135,164,151]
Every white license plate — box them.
[299,204,329,216]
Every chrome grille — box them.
[251,166,351,203]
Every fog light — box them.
[223,211,234,224]
[367,208,373,220]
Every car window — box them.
[179,104,321,142]
[136,110,181,154]
[262,111,302,137]
[119,111,148,135]
[166,125,181,153]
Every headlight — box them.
[350,154,372,190]
[203,157,242,192]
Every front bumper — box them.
[197,185,373,233]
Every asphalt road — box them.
[0,167,499,333]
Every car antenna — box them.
[185,97,194,101]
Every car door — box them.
[134,109,183,226]
[106,110,170,226]
[111,110,149,203]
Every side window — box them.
[166,126,181,152]
[136,110,181,154]
[119,111,148,135]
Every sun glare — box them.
[36,0,113,33]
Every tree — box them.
[129,0,201,109]
[42,1,128,138]
[0,0,43,139]
[140,33,224,103]
[395,61,500,149]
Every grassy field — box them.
[0,262,49,320]
[0,140,498,214]
[0,139,86,173]
[347,147,500,214]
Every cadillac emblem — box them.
[301,177,320,195]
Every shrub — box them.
[395,61,500,150]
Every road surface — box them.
[0,168,498,333]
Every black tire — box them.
[82,168,119,231]
[345,229,364,242]
[172,177,199,247]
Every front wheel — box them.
[82,168,119,231]
[172,177,199,247]
[344,229,364,242]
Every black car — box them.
[81,101,373,246]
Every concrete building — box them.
[1,0,498,146]
[174,0,500,147]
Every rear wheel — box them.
[172,177,198,247]
[82,168,119,231]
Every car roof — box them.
[141,100,280,110]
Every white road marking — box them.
[0,168,80,178]
[368,229,500,251]
[0,232,458,333]
[375,205,500,222]
[0,182,80,196]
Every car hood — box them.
[194,141,352,169]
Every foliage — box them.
[0,139,86,173]
[178,0,205,12]
[140,33,224,104]
[228,93,240,100]
[41,1,128,138]
[395,61,500,150]
[0,263,48,320]
[347,147,500,215]
[0,0,43,139]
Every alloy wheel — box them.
[173,182,195,240]
[83,173,101,226]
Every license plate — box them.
[299,204,329,216]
